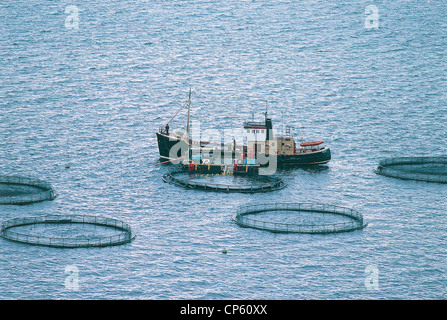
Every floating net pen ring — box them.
[162,171,287,193]
[233,203,367,234]
[0,175,57,205]
[1,215,136,248]
[374,156,447,183]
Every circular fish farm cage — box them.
[0,215,135,248]
[0,175,57,205]
[233,203,367,234]
[374,156,447,183]
[162,171,286,193]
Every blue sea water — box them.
[0,0,446,299]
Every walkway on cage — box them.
[1,215,135,248]
[162,171,287,193]
[374,156,447,183]
[0,175,57,205]
[233,203,367,234]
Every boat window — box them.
[247,129,250,133]
[256,130,259,133]
[261,130,264,133]
[252,130,255,133]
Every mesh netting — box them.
[0,175,57,205]
[1,215,135,248]
[162,171,287,193]
[233,203,367,234]
[374,156,447,183]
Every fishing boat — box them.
[156,90,331,172]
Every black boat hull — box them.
[156,132,188,160]
[157,131,331,167]
[277,147,331,166]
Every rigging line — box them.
[155,156,186,165]
[164,101,188,127]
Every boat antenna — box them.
[262,100,268,121]
[281,111,284,137]
[185,87,192,145]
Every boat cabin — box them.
[275,136,296,155]
[298,140,324,153]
